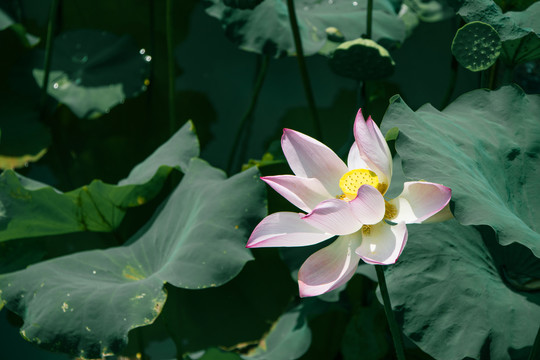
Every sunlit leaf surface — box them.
[382,85,540,257]
[204,0,405,58]
[0,158,266,358]
[0,121,198,242]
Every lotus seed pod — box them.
[329,38,395,80]
[451,21,502,72]
[223,0,264,10]
[325,27,345,43]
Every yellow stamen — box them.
[384,200,397,220]
[377,182,389,195]
[361,225,372,235]
[339,169,379,200]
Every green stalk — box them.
[441,17,461,109]
[528,325,540,360]
[366,0,373,39]
[227,55,270,174]
[487,60,498,90]
[285,0,322,140]
[39,0,60,116]
[166,0,176,135]
[375,265,406,360]
[147,0,156,118]
[441,53,458,109]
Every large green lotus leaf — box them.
[384,219,540,360]
[0,158,266,358]
[0,121,198,242]
[31,29,150,118]
[381,85,540,257]
[204,0,405,58]
[452,0,540,65]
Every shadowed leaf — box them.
[204,0,405,58]
[0,121,198,242]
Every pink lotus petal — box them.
[347,143,368,170]
[355,222,408,265]
[353,110,392,187]
[298,234,363,297]
[247,212,333,248]
[262,175,332,213]
[302,199,363,235]
[349,185,386,225]
[389,181,452,224]
[282,129,348,196]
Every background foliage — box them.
[1,0,539,359]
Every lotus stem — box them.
[166,0,176,135]
[442,17,461,109]
[40,0,60,116]
[487,60,498,90]
[375,265,407,360]
[366,0,373,39]
[285,0,322,140]
[441,53,458,109]
[227,55,270,174]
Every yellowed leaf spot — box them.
[0,148,47,170]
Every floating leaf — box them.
[0,158,266,358]
[204,0,405,58]
[0,121,198,242]
[384,219,540,360]
[451,21,502,71]
[30,29,151,118]
[381,85,540,257]
[329,38,395,80]
[452,0,540,66]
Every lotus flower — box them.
[247,109,451,297]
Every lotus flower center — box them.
[338,169,379,200]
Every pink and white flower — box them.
[247,109,451,297]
